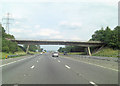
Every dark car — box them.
[63,51,67,55]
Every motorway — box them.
[1,53,118,85]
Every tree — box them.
[90,26,120,49]
[58,46,85,53]
[109,26,120,49]
[1,25,23,53]
[90,27,105,42]
[29,45,37,52]
[23,45,37,52]
[58,47,65,52]
[8,41,18,53]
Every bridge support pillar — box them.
[26,45,30,54]
[37,45,40,52]
[87,47,92,56]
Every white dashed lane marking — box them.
[37,60,39,62]
[78,60,118,72]
[63,57,118,72]
[58,60,60,62]
[31,65,35,69]
[65,65,71,69]
[24,74,26,76]
[89,81,98,86]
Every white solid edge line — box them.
[79,60,118,72]
[65,65,71,69]
[64,57,118,72]
[0,56,33,67]
[31,65,35,69]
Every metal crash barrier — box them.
[5,55,19,59]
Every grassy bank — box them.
[1,51,41,59]
[67,52,86,55]
[1,52,27,59]
[92,48,119,57]
[61,48,119,58]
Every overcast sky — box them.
[0,0,119,50]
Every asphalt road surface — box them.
[1,53,118,85]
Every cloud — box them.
[31,28,60,36]
[10,27,60,39]
[1,0,119,4]
[3,0,117,41]
[35,25,40,28]
[11,28,24,33]
[59,21,82,29]
[22,25,31,29]
[15,21,20,25]
[69,36,81,40]
[50,35,63,39]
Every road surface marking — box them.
[79,60,118,72]
[37,60,39,62]
[54,58,56,59]
[58,60,60,62]
[65,65,71,69]
[76,72,82,76]
[64,57,118,72]
[31,65,35,69]
[24,74,26,76]
[0,56,33,67]
[89,81,97,86]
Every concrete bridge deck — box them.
[10,39,105,47]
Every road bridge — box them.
[10,39,105,56]
[11,39,104,47]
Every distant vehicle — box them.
[63,51,67,55]
[52,52,59,57]
[40,52,43,55]
[42,51,45,53]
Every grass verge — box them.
[1,52,27,59]
[1,51,41,59]
[67,52,86,55]
[92,48,119,57]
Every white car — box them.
[40,52,43,55]
[52,52,59,57]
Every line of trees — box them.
[23,45,43,52]
[58,46,85,53]
[0,25,42,53]
[90,26,120,49]
[1,25,23,53]
[58,26,120,53]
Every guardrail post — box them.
[26,45,30,54]
[87,47,92,56]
